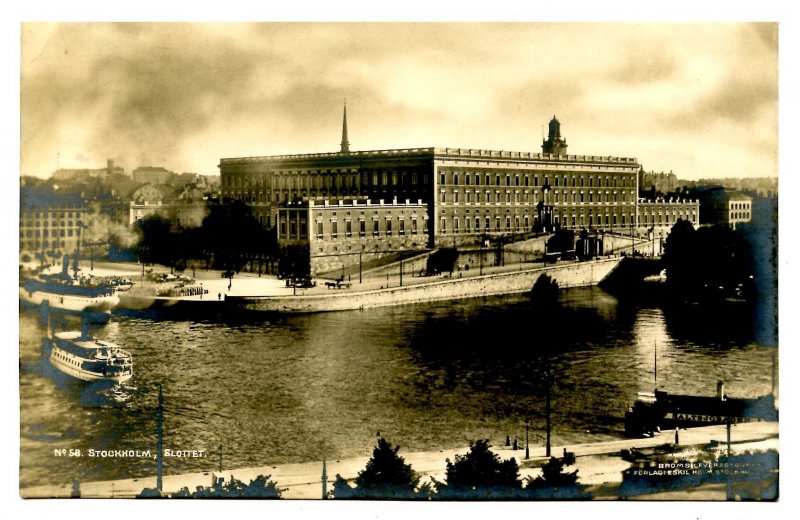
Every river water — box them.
[19,288,777,488]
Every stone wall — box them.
[229,257,622,313]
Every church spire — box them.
[340,99,350,154]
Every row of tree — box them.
[662,219,760,301]
[133,201,278,278]
[331,438,590,500]
[143,438,589,500]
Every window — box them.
[475,216,481,231]
[454,191,459,203]
[555,176,560,187]
[453,219,459,233]
[506,175,511,186]
[411,219,418,234]
[453,173,459,185]
[331,221,338,239]
[346,220,352,237]
[386,218,392,235]
[485,217,491,230]
[440,217,447,234]
[360,219,366,237]
[440,172,446,184]
[373,219,380,236]
[399,219,405,235]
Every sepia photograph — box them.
[14,11,787,511]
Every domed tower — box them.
[542,115,568,155]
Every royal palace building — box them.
[219,108,698,261]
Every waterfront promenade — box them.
[21,422,777,499]
[58,256,623,313]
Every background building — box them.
[693,187,753,229]
[20,185,88,264]
[133,166,174,185]
[52,159,124,182]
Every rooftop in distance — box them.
[220,147,639,165]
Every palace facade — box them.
[219,109,699,262]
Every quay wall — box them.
[228,257,622,313]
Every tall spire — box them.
[340,99,350,154]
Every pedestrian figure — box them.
[675,427,679,445]
[218,292,221,301]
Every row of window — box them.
[438,190,636,204]
[21,211,82,219]
[317,218,422,239]
[440,215,532,234]
[731,212,750,220]
[439,171,634,188]
[279,217,426,240]
[438,211,697,233]
[20,220,79,228]
[21,229,74,238]
[730,202,750,210]
[223,172,431,190]
[21,240,68,250]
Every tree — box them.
[531,273,559,303]
[168,474,283,498]
[426,248,458,275]
[433,439,521,499]
[663,220,753,301]
[135,215,175,268]
[332,438,422,499]
[523,456,591,499]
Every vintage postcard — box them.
[18,21,780,507]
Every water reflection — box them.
[19,287,776,488]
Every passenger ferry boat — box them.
[624,381,778,437]
[47,330,133,382]
[20,275,119,313]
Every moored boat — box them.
[20,274,119,313]
[47,330,133,383]
[624,381,778,437]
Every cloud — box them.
[20,22,778,181]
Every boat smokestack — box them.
[62,255,70,276]
[81,319,90,341]
[717,381,725,401]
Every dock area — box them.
[21,421,778,499]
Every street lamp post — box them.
[525,417,530,460]
[545,370,552,458]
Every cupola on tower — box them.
[542,115,568,155]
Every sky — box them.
[20,22,778,180]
